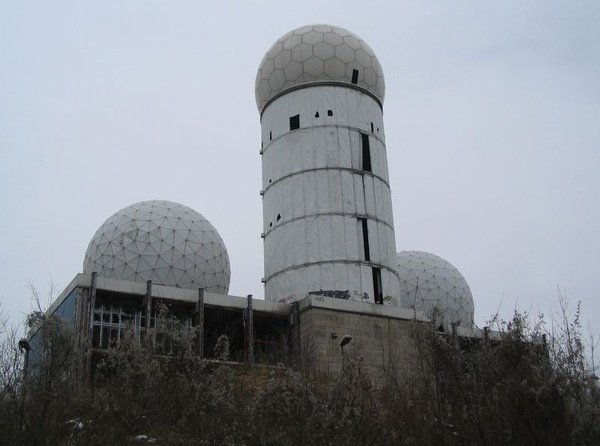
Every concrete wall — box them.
[299,301,423,383]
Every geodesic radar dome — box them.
[83,200,230,294]
[255,24,385,112]
[397,251,474,330]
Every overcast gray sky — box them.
[1,1,599,336]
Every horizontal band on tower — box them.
[264,259,399,283]
[262,166,390,195]
[262,210,395,238]
[261,123,386,156]
[260,81,383,119]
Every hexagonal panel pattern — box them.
[397,251,474,329]
[255,24,385,112]
[83,200,230,294]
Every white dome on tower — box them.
[255,24,385,112]
[397,251,474,330]
[83,200,231,294]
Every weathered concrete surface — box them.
[298,296,426,383]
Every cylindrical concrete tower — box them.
[255,24,399,304]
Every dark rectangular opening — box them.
[372,267,383,304]
[327,110,333,116]
[370,122,374,132]
[359,217,370,261]
[290,114,300,131]
[361,132,372,172]
[351,69,359,84]
[269,131,272,141]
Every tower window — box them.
[315,111,320,118]
[327,110,333,116]
[290,114,300,131]
[358,217,370,261]
[351,69,359,84]
[370,122,374,133]
[269,131,272,141]
[361,132,372,173]
[372,267,383,304]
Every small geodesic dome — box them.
[83,200,230,294]
[397,251,474,330]
[255,24,385,112]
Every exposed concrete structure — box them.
[297,295,428,379]
[26,273,432,382]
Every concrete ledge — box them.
[46,274,292,318]
[298,294,430,322]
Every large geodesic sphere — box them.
[255,24,385,112]
[83,200,230,294]
[397,251,474,330]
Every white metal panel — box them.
[314,127,328,169]
[371,138,382,179]
[318,217,333,260]
[367,219,380,263]
[341,170,355,213]
[282,180,293,220]
[346,88,359,129]
[334,86,349,125]
[325,127,339,166]
[316,172,329,213]
[320,262,334,291]
[338,128,352,168]
[347,263,361,295]
[354,174,366,215]
[323,87,335,123]
[294,220,307,265]
[333,263,348,290]
[301,131,314,171]
[373,178,384,217]
[291,175,304,219]
[377,222,389,266]
[364,176,376,215]
[306,264,320,293]
[328,170,343,212]
[304,171,318,214]
[305,216,319,263]
[344,217,359,260]
[360,265,375,303]
[331,215,346,260]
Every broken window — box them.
[361,132,372,172]
[372,267,383,304]
[290,114,300,131]
[92,303,138,349]
[357,217,370,261]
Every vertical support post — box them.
[247,294,254,364]
[85,271,97,384]
[88,272,97,335]
[144,280,152,329]
[194,288,204,358]
[292,301,301,365]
